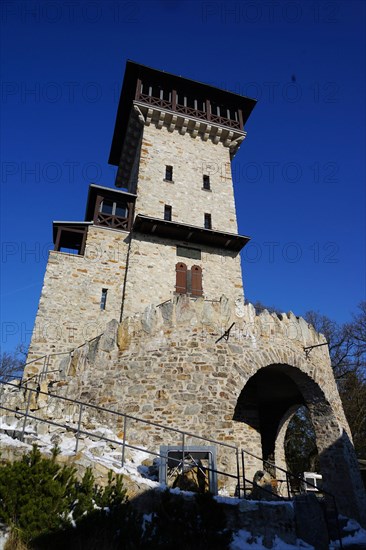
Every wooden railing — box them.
[96,213,129,230]
[136,92,241,129]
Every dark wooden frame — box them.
[135,90,241,130]
[54,226,87,255]
[93,194,135,232]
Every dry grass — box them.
[4,530,29,550]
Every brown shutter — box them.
[191,265,203,296]
[175,263,187,294]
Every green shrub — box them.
[0,445,130,547]
[0,445,76,542]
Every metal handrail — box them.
[0,379,343,546]
[19,333,105,385]
[0,380,241,495]
[241,449,343,548]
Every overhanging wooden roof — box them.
[109,60,257,167]
[84,184,137,221]
[132,215,250,252]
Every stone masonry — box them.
[132,124,238,232]
[3,61,366,531]
[7,296,365,526]
[26,225,129,366]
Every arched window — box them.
[175,262,187,294]
[191,265,203,297]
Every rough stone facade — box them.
[26,225,129,367]
[132,124,238,232]
[122,234,243,318]
[7,296,365,526]
[3,62,366,531]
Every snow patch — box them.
[230,530,313,549]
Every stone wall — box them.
[25,225,129,376]
[134,123,238,233]
[122,233,244,317]
[4,297,366,525]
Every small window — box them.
[101,199,113,215]
[204,213,212,230]
[203,175,210,190]
[164,205,172,221]
[175,262,187,294]
[100,288,108,310]
[175,263,203,297]
[115,202,127,218]
[191,265,203,297]
[165,165,173,181]
[100,200,127,218]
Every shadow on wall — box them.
[319,429,366,528]
[29,489,233,550]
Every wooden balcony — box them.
[96,212,129,231]
[136,91,242,130]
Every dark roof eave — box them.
[109,60,257,167]
[84,184,137,221]
[132,214,250,252]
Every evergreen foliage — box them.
[0,446,232,550]
[0,445,130,548]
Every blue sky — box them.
[1,0,365,353]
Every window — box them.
[203,175,210,190]
[115,203,128,217]
[165,165,173,181]
[100,288,108,310]
[100,200,127,218]
[175,263,203,297]
[164,205,172,221]
[101,199,113,215]
[175,263,187,294]
[191,265,203,296]
[204,213,212,229]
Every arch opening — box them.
[234,364,306,465]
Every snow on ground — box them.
[329,518,366,548]
[0,527,9,550]
[230,530,313,550]
[0,421,161,489]
[1,421,366,549]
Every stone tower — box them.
[26,61,256,363]
[13,62,366,528]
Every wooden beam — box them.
[135,78,142,100]
[172,89,177,110]
[94,195,103,223]
[80,228,87,255]
[127,201,135,231]
[54,227,61,251]
[206,99,211,121]
[238,109,244,129]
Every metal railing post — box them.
[241,450,246,498]
[182,432,185,475]
[45,355,50,379]
[286,471,291,498]
[236,448,241,498]
[40,356,47,383]
[121,416,127,467]
[74,404,84,453]
[21,388,33,442]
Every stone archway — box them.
[234,363,366,525]
[274,404,304,473]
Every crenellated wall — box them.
[3,296,366,524]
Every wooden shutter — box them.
[175,263,187,294]
[191,265,203,296]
